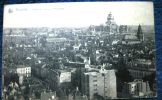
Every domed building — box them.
[105,12,118,34]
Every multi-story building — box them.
[16,65,31,85]
[60,71,71,83]
[59,70,72,91]
[122,79,152,98]
[16,65,31,77]
[127,59,155,79]
[81,67,117,100]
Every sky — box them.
[3,2,154,28]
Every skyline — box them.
[3,2,154,28]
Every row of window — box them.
[17,68,31,74]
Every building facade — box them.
[16,65,31,77]
[122,79,152,98]
[81,68,117,100]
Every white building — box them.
[122,79,151,98]
[60,71,71,83]
[16,65,31,77]
[82,66,117,100]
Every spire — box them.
[137,24,144,41]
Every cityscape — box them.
[2,11,157,100]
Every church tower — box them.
[137,24,144,42]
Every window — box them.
[93,80,97,82]
[94,88,97,91]
[102,73,105,76]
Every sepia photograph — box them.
[2,2,156,100]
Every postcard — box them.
[2,2,156,100]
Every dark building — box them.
[126,59,155,79]
[136,25,144,42]
[121,79,153,98]
[119,25,128,34]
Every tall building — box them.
[59,70,72,92]
[16,65,31,77]
[81,66,117,100]
[122,79,151,98]
[127,59,155,79]
[137,24,144,42]
[60,71,71,83]
[105,12,118,34]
